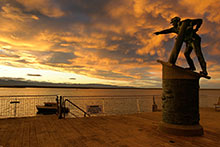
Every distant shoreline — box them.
[0,86,219,90]
[0,85,161,89]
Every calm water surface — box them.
[0,88,162,96]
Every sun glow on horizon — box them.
[0,65,129,86]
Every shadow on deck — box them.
[0,108,219,147]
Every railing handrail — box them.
[0,95,58,98]
[0,94,160,98]
[64,99,90,118]
[63,95,161,98]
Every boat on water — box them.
[36,102,69,114]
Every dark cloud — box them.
[27,74,42,77]
[93,69,135,80]
[69,78,76,80]
[48,52,77,64]
[0,77,25,81]
[16,59,30,63]
[57,0,111,16]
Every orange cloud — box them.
[180,0,220,23]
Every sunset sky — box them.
[0,0,220,88]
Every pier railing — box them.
[0,94,161,119]
[62,95,161,118]
[63,98,91,118]
[0,93,219,119]
[0,95,57,119]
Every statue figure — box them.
[154,17,208,75]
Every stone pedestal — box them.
[157,60,210,136]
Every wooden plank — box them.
[0,108,219,147]
[29,117,39,147]
[60,119,87,146]
[44,115,67,146]
[35,116,56,146]
[11,118,24,146]
[0,119,18,146]
[22,119,30,147]
[64,117,109,146]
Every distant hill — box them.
[0,77,134,89]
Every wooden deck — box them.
[0,108,219,147]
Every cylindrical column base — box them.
[159,122,204,136]
[158,60,204,136]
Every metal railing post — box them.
[10,99,20,117]
[102,98,105,116]
[14,101,17,117]
[152,96,158,112]
[58,95,63,119]
[136,97,140,113]
[64,98,66,118]
[56,95,59,115]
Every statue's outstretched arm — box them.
[192,19,203,32]
[154,28,175,35]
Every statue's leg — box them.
[184,43,196,70]
[192,39,207,75]
[168,21,189,64]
